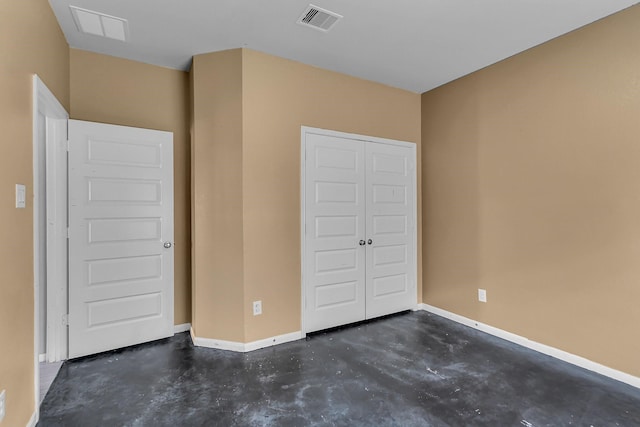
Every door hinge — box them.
[66,140,70,152]
[66,227,70,239]
[62,314,69,326]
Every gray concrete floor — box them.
[38,311,640,426]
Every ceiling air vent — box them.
[297,5,342,32]
[69,6,129,42]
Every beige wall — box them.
[0,1,69,425]
[191,50,246,340]
[422,5,640,376]
[242,49,422,341]
[69,49,192,325]
[192,48,421,342]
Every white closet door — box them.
[68,120,174,358]
[365,142,416,318]
[304,133,366,333]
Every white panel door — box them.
[303,128,417,333]
[365,142,416,318]
[304,133,366,333]
[68,120,174,358]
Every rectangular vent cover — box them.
[70,6,129,42]
[298,5,342,32]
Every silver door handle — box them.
[164,242,172,249]
[359,240,366,246]
[367,239,373,245]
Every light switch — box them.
[16,184,26,208]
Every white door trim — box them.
[45,116,69,363]
[33,75,68,422]
[300,126,418,334]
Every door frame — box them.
[300,126,418,334]
[33,75,68,415]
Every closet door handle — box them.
[359,240,366,246]
[367,239,373,245]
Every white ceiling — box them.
[49,0,639,93]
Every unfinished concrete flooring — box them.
[38,312,640,426]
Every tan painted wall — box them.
[191,48,421,343]
[191,50,246,341]
[241,49,421,341]
[0,1,69,425]
[69,49,192,325]
[422,5,640,376]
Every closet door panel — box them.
[365,142,416,318]
[304,133,366,332]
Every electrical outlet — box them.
[478,289,487,303]
[0,389,6,422]
[253,300,262,316]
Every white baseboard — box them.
[190,329,245,352]
[244,331,304,352]
[26,410,38,427]
[190,328,303,353]
[38,353,46,363]
[173,323,191,334]
[418,303,640,390]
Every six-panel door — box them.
[68,120,174,358]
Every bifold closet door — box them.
[304,133,366,333]
[365,142,416,318]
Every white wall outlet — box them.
[253,300,262,316]
[478,289,487,303]
[0,389,6,422]
[15,184,26,208]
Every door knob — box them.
[367,239,373,245]
[164,242,172,249]
[359,240,366,246]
